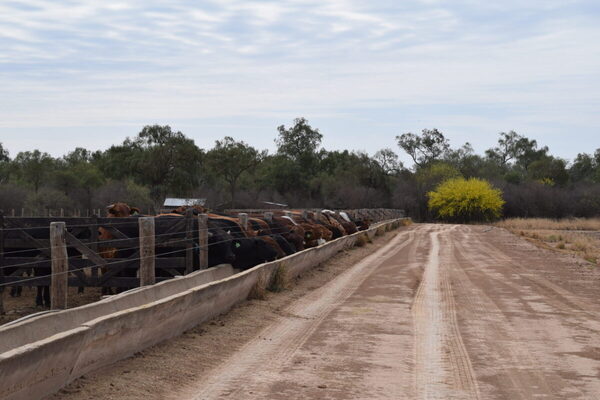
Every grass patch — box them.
[268,264,289,293]
[248,273,268,300]
[503,224,600,267]
[355,234,369,247]
[496,217,600,231]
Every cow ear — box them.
[227,230,231,235]
[130,207,140,215]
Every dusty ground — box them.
[51,224,600,399]
[48,229,401,400]
[0,286,102,325]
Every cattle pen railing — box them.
[0,208,405,312]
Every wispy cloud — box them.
[0,0,599,161]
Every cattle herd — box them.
[4,203,373,308]
[101,202,371,271]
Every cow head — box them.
[107,202,139,217]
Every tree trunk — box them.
[230,181,236,209]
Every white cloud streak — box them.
[0,0,599,160]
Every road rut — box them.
[65,223,600,400]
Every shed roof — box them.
[163,198,206,207]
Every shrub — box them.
[428,177,504,223]
[24,187,74,212]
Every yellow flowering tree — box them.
[427,177,504,222]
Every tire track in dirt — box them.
[180,229,417,400]
[447,225,597,398]
[411,225,481,400]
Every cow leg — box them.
[35,286,43,306]
[43,286,50,307]
[101,287,114,295]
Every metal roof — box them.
[262,201,288,207]
[163,198,206,207]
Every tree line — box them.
[0,119,599,220]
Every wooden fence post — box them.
[21,208,25,217]
[10,209,15,217]
[50,222,68,310]
[238,213,248,231]
[264,212,273,223]
[185,208,194,274]
[90,214,99,281]
[198,214,208,270]
[139,217,155,286]
[60,208,64,217]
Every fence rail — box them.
[0,208,404,311]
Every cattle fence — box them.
[0,208,404,313]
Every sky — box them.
[0,0,599,166]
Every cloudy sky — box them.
[0,0,599,165]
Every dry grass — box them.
[511,226,600,266]
[248,273,268,300]
[355,234,368,247]
[268,264,289,293]
[496,218,600,231]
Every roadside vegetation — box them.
[428,177,504,222]
[496,218,600,266]
[1,121,600,219]
[496,218,600,231]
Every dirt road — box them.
[52,224,600,399]
[173,224,600,400]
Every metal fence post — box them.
[238,213,248,231]
[264,212,273,223]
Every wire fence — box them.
[0,209,405,292]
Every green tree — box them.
[528,156,569,186]
[0,143,9,184]
[374,148,402,175]
[124,125,203,203]
[276,118,323,161]
[410,162,462,221]
[271,118,324,197]
[206,136,265,208]
[570,151,600,183]
[428,177,504,222]
[485,131,524,167]
[396,128,450,168]
[12,150,56,192]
